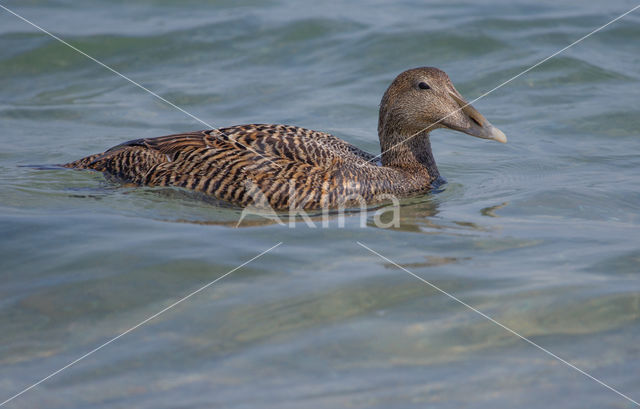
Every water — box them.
[1,0,639,408]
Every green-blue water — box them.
[1,1,639,408]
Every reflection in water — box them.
[158,194,440,229]
[157,191,495,238]
[370,196,493,235]
[481,202,509,217]
[383,255,471,269]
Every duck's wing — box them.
[87,124,375,167]
[218,124,377,166]
[204,124,376,166]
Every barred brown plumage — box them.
[64,67,506,210]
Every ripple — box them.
[2,2,640,407]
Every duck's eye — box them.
[418,82,430,90]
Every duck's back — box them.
[65,124,388,209]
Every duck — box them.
[64,67,506,210]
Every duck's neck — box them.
[378,129,440,181]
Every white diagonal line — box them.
[0,242,283,407]
[0,3,282,168]
[356,241,639,407]
[367,4,640,164]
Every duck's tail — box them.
[62,154,104,169]
[62,145,173,185]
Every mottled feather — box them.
[64,125,404,209]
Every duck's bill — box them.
[471,122,507,144]
[447,90,507,144]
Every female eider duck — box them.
[65,67,506,210]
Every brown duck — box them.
[64,67,506,210]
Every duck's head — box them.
[378,67,506,145]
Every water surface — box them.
[1,1,639,408]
